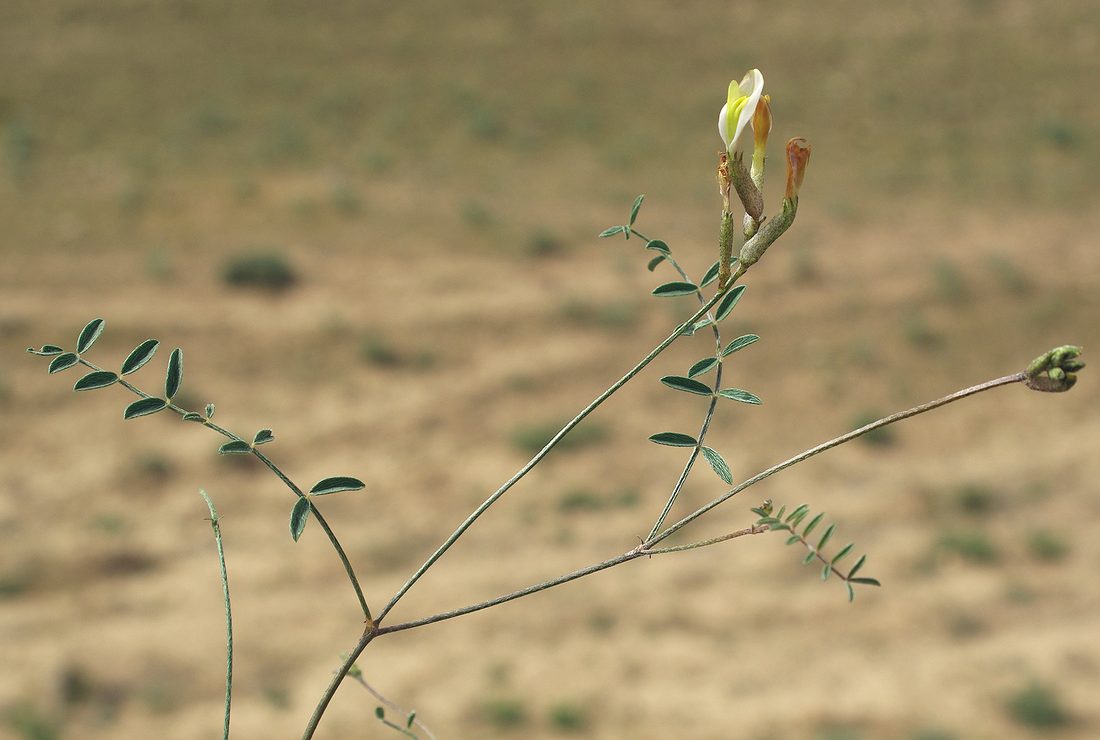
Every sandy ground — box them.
[2,3,1098,739]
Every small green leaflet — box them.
[699,260,721,288]
[124,397,167,419]
[722,334,759,356]
[652,281,697,297]
[73,370,119,392]
[253,429,275,445]
[687,357,718,378]
[598,225,625,238]
[718,388,762,405]
[714,285,747,322]
[182,412,205,422]
[660,375,713,396]
[27,345,64,356]
[644,239,670,256]
[629,194,644,225]
[646,255,665,272]
[205,403,216,418]
[77,318,105,354]
[648,432,697,447]
[290,497,311,541]
[48,353,79,374]
[700,446,733,484]
[121,339,159,375]
[310,476,366,496]
[218,440,252,455]
[165,348,183,399]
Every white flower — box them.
[718,69,764,156]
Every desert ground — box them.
[2,2,1098,739]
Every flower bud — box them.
[784,137,811,200]
[750,95,772,187]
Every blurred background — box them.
[2,1,1098,738]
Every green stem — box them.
[647,372,1027,548]
[199,489,232,740]
[374,284,737,624]
[301,629,377,740]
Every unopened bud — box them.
[1026,345,1085,392]
[750,95,772,188]
[785,137,811,200]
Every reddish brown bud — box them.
[785,137,811,200]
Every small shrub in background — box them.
[1005,681,1072,730]
[222,250,298,291]
[1027,530,1069,562]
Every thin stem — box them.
[632,226,726,540]
[378,550,642,635]
[302,629,377,740]
[643,525,763,554]
[375,284,736,624]
[199,490,232,740]
[252,449,372,620]
[350,674,438,740]
[648,372,1027,547]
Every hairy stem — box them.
[648,372,1027,547]
[199,490,232,740]
[302,629,377,740]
